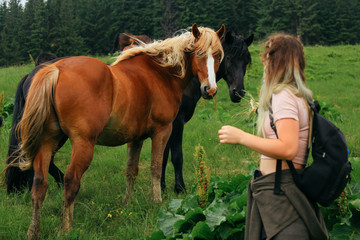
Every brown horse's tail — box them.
[16,64,60,171]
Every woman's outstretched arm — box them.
[218,118,299,160]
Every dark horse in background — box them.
[5,53,65,193]
[34,52,58,66]
[110,32,151,54]
[161,31,253,193]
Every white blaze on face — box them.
[206,48,217,91]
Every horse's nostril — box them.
[233,89,245,97]
[233,89,241,98]
[241,89,246,97]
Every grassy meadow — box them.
[0,44,359,239]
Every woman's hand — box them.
[218,125,246,145]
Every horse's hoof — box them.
[60,221,73,234]
[161,184,166,193]
[122,197,130,206]
[153,196,162,203]
[174,185,186,194]
[60,226,72,235]
[26,229,41,240]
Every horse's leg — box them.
[161,143,170,192]
[61,138,94,233]
[123,140,144,205]
[169,120,186,194]
[49,136,67,187]
[49,159,64,187]
[26,142,55,240]
[151,126,172,203]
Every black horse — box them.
[34,52,58,66]
[5,54,66,193]
[161,31,253,193]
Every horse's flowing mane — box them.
[111,27,223,78]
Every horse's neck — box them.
[183,77,202,101]
[178,53,196,89]
[216,62,225,81]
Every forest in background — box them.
[1,0,360,67]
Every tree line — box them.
[0,0,359,67]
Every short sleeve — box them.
[272,89,299,122]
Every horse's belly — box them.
[96,129,130,146]
[96,115,149,146]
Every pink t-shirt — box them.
[261,89,309,165]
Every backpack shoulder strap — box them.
[269,102,283,195]
[304,100,314,159]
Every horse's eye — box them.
[196,52,201,57]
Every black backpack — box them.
[271,100,352,207]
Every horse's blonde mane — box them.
[111,27,223,78]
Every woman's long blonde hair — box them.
[257,33,313,137]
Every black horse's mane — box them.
[224,33,252,65]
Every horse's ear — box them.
[245,33,254,46]
[224,31,233,44]
[216,25,225,40]
[192,23,201,40]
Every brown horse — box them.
[110,32,152,53]
[17,23,225,239]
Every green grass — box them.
[0,45,359,239]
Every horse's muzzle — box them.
[202,86,217,99]
[230,89,245,103]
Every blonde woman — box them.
[218,34,329,240]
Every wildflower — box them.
[107,213,112,218]
[129,212,133,215]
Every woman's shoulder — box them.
[273,88,298,103]
[272,88,305,115]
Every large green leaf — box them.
[205,201,228,231]
[157,208,185,236]
[226,211,246,226]
[216,223,245,240]
[174,219,194,234]
[349,199,360,211]
[330,223,360,240]
[178,195,200,214]
[143,231,166,240]
[174,207,206,234]
[228,192,247,211]
[168,199,183,213]
[185,207,206,222]
[229,174,251,192]
[191,221,214,240]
